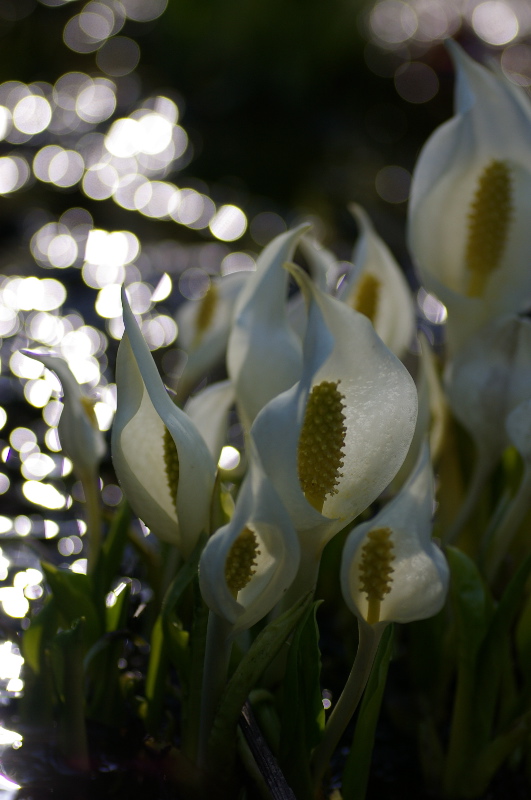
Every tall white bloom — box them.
[251,263,418,592]
[408,41,531,354]
[226,224,310,429]
[112,290,216,555]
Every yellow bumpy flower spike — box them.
[225,526,261,597]
[163,427,180,513]
[359,527,394,625]
[193,283,219,346]
[353,273,381,324]
[465,159,512,298]
[297,380,347,513]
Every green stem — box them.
[144,614,169,735]
[483,466,531,583]
[198,610,233,768]
[55,619,90,772]
[81,468,102,575]
[311,620,384,791]
[182,585,209,762]
[444,453,494,545]
[443,653,476,797]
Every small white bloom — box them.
[199,453,300,637]
[176,271,249,393]
[339,204,415,359]
[22,352,105,479]
[341,444,449,628]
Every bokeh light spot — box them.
[472,1,519,46]
[375,165,411,203]
[209,205,247,241]
[394,62,439,104]
[13,95,52,135]
[96,36,140,76]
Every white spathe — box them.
[176,271,249,393]
[339,204,415,359]
[23,352,105,479]
[341,444,449,628]
[112,290,216,555]
[408,41,531,354]
[227,224,310,429]
[251,263,418,556]
[199,452,300,638]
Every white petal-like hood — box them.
[176,271,249,392]
[227,225,310,428]
[408,42,531,354]
[112,290,216,555]
[199,452,300,637]
[341,444,449,627]
[23,352,105,477]
[252,263,418,555]
[184,379,235,464]
[340,204,415,359]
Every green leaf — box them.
[41,562,102,648]
[106,580,132,633]
[207,591,314,780]
[85,583,132,726]
[92,500,131,603]
[278,601,324,799]
[20,598,59,726]
[144,614,169,734]
[22,596,59,675]
[341,624,394,800]
[443,547,493,796]
[464,709,531,797]
[160,534,206,689]
[51,618,90,771]
[476,553,531,745]
[446,546,492,666]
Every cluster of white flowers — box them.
[25,40,531,794]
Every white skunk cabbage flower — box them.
[445,315,531,470]
[22,352,105,479]
[408,41,531,355]
[227,224,310,429]
[251,263,418,582]
[287,235,337,341]
[339,204,415,359]
[176,271,249,394]
[112,289,216,555]
[184,379,235,465]
[199,451,300,637]
[341,444,449,629]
